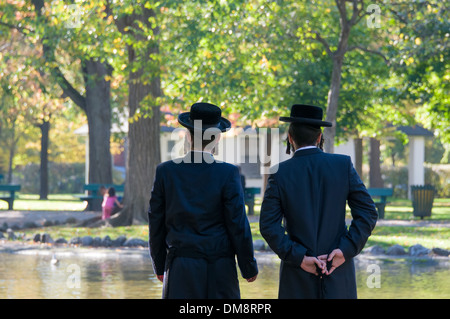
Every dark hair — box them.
[188,129,219,151]
[108,187,116,197]
[287,123,322,153]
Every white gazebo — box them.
[398,125,434,198]
[334,125,434,199]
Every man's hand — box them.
[300,256,326,276]
[318,249,345,275]
[157,275,164,283]
[246,275,257,282]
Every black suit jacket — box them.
[149,151,258,298]
[260,148,378,298]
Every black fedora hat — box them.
[279,104,332,127]
[178,102,231,132]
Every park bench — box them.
[245,187,261,215]
[367,188,393,219]
[78,184,124,211]
[0,184,21,210]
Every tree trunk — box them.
[323,55,344,153]
[82,59,113,211]
[323,0,352,153]
[261,128,272,199]
[7,121,16,184]
[116,78,161,225]
[369,137,383,188]
[110,8,161,226]
[82,59,113,185]
[354,137,363,178]
[39,120,49,200]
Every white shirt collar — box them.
[295,146,318,152]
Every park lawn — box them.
[344,198,450,220]
[4,194,449,251]
[0,194,86,211]
[367,226,450,250]
[17,222,449,251]
[3,194,448,219]
[20,225,149,243]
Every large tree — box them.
[0,0,115,189]
[30,0,114,191]
[106,1,162,225]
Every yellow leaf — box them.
[259,55,268,67]
[415,38,421,45]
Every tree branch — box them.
[31,0,86,111]
[306,30,334,57]
[52,66,87,110]
[347,45,389,64]
[0,20,33,35]
[335,0,347,29]
[349,0,366,26]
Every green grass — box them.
[368,226,450,249]
[345,198,450,220]
[17,222,449,250]
[2,194,448,219]
[20,225,148,242]
[0,194,86,211]
[2,195,449,250]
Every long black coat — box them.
[148,151,258,299]
[260,148,378,299]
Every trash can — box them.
[411,185,435,219]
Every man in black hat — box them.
[148,102,258,299]
[260,104,378,299]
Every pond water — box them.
[0,250,448,299]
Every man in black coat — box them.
[149,102,258,299]
[260,104,378,299]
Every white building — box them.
[76,123,433,198]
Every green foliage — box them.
[0,0,448,172]
[386,0,449,161]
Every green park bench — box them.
[0,184,21,210]
[245,187,261,215]
[78,183,124,211]
[367,188,393,219]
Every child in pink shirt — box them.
[102,187,123,220]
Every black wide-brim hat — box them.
[279,104,332,127]
[178,102,231,132]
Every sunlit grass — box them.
[368,226,450,249]
[20,225,149,242]
[2,195,449,251]
[0,194,86,211]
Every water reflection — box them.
[0,251,448,299]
